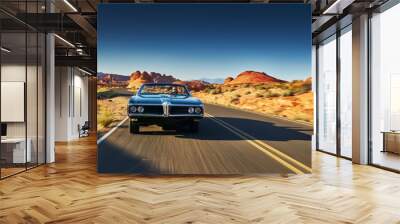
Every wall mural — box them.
[97,4,312,174]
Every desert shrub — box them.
[245,91,251,95]
[282,90,295,97]
[255,85,266,91]
[203,87,211,93]
[276,83,289,90]
[220,87,226,92]
[235,93,241,98]
[274,107,284,113]
[293,86,310,95]
[203,86,213,93]
[256,93,264,98]
[97,87,109,93]
[210,88,222,95]
[288,84,311,95]
[256,84,272,91]
[301,83,312,91]
[269,92,281,97]
[98,109,114,128]
[230,97,240,104]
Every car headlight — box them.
[188,107,195,114]
[195,107,202,114]
[137,106,144,113]
[129,106,137,113]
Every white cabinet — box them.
[1,138,32,163]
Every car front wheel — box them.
[130,120,140,134]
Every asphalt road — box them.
[98,104,312,174]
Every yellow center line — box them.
[205,113,304,174]
[205,113,312,174]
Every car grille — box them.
[169,106,190,115]
[142,105,163,115]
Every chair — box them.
[79,121,90,138]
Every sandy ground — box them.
[193,85,313,124]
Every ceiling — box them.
[0,0,390,74]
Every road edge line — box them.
[97,117,129,145]
[206,113,311,173]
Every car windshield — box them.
[139,84,189,96]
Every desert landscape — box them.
[97,70,313,136]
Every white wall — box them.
[55,66,69,141]
[312,45,317,151]
[72,72,89,138]
[1,64,29,139]
[55,67,89,141]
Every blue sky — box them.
[98,4,311,81]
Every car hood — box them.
[129,95,202,106]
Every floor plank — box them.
[1,135,400,223]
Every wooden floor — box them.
[1,136,400,223]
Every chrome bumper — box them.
[128,113,203,118]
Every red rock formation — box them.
[227,71,286,85]
[130,71,142,80]
[97,73,129,87]
[127,71,153,89]
[173,80,208,92]
[224,77,234,84]
[150,72,178,83]
[127,71,180,89]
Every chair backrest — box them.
[82,121,90,129]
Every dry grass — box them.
[97,96,130,136]
[193,81,313,124]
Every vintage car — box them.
[127,83,204,134]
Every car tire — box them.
[189,121,199,133]
[130,120,140,134]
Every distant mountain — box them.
[200,78,224,84]
[97,72,106,78]
[225,71,286,85]
[97,73,130,81]
[118,70,289,91]
[97,73,130,87]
